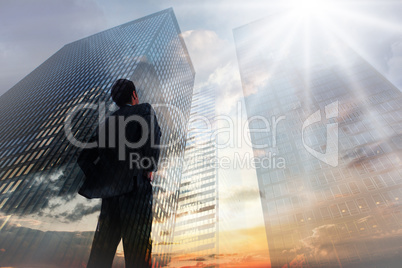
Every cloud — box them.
[163,251,270,268]
[37,194,100,223]
[221,186,263,202]
[283,220,402,266]
[1,167,100,224]
[181,30,229,82]
[182,30,244,114]
[33,169,64,192]
[204,62,243,114]
[299,224,337,257]
[0,167,101,232]
[242,70,271,97]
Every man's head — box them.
[111,79,139,107]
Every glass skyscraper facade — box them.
[234,14,402,267]
[0,8,195,267]
[172,87,219,262]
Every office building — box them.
[172,87,219,262]
[0,8,194,267]
[234,14,402,267]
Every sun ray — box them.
[329,7,402,33]
[234,12,305,97]
[312,14,397,139]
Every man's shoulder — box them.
[113,103,154,116]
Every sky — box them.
[1,0,402,267]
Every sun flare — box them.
[289,0,333,17]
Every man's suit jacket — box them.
[78,103,161,199]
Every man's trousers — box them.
[87,182,153,268]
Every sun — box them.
[288,0,335,18]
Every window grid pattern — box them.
[234,15,402,267]
[172,87,218,260]
[0,8,195,268]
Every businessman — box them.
[78,79,161,268]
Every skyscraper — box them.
[234,14,402,267]
[172,87,219,263]
[0,8,195,267]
